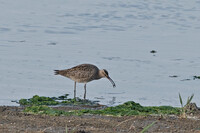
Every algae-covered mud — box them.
[0,95,199,132]
[1,98,200,132]
[18,95,181,116]
[18,94,100,106]
[24,102,181,117]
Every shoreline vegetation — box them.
[0,94,199,133]
[18,94,182,116]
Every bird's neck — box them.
[97,70,104,79]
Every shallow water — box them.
[0,0,200,106]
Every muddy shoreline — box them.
[0,106,200,133]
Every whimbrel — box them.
[54,64,116,99]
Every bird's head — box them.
[99,69,116,88]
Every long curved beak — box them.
[107,76,116,88]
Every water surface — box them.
[0,0,200,106]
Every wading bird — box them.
[54,64,116,99]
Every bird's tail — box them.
[54,70,60,75]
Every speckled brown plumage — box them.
[55,64,99,83]
[54,64,116,99]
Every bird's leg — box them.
[84,84,86,99]
[74,81,76,100]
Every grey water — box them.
[0,0,200,106]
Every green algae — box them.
[87,101,181,116]
[24,101,181,116]
[24,105,85,116]
[19,94,99,106]
[19,95,181,116]
[19,95,59,105]
[193,76,200,80]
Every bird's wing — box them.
[68,64,98,80]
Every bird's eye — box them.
[103,69,109,76]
